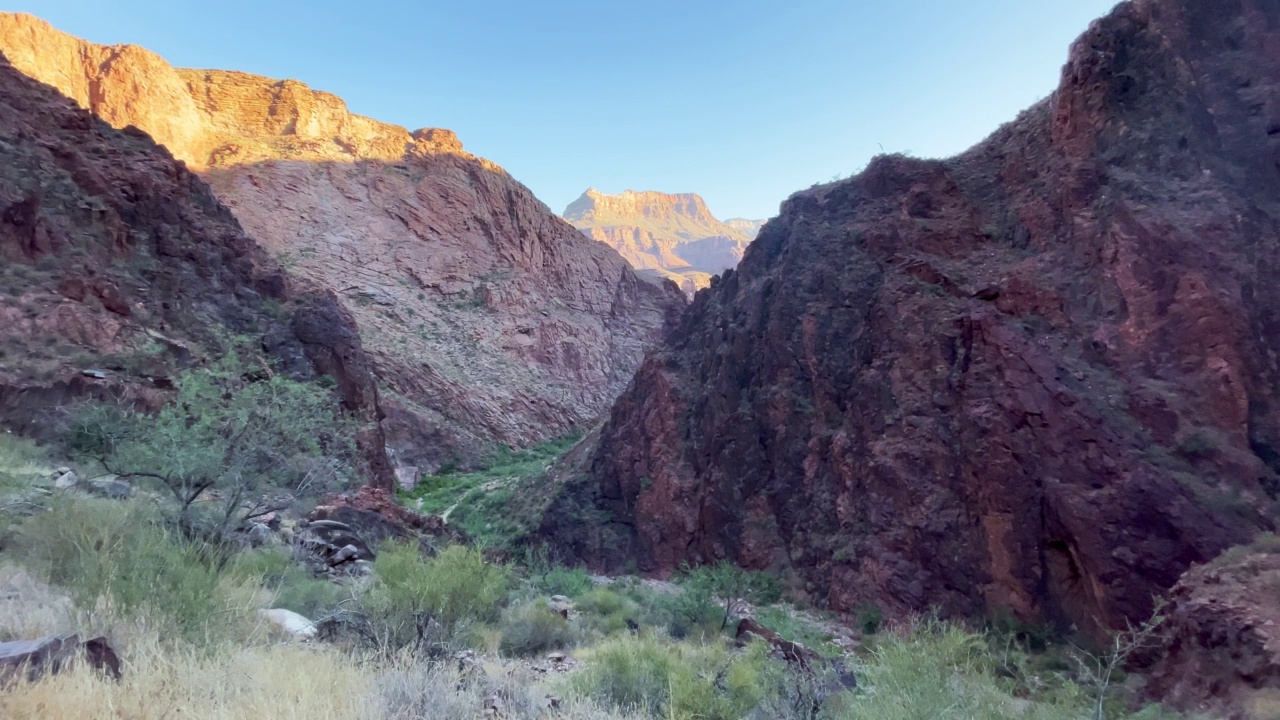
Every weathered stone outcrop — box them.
[545,0,1280,641]
[0,13,685,470]
[0,51,392,486]
[564,188,761,295]
[1144,546,1280,719]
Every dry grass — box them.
[0,562,367,719]
[0,621,637,720]
[0,562,75,640]
[0,637,375,720]
[0,562,632,720]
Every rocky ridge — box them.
[544,0,1280,644]
[0,13,685,472]
[564,188,762,295]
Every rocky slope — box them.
[0,13,684,472]
[0,52,392,486]
[564,189,761,295]
[1144,544,1280,718]
[544,0,1280,642]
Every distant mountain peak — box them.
[564,188,766,295]
[566,188,718,226]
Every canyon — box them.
[544,0,1280,667]
[0,13,684,474]
[564,188,762,295]
[5,0,1280,714]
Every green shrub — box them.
[844,619,1090,720]
[664,590,723,640]
[576,587,640,636]
[755,605,838,657]
[857,603,885,635]
[13,496,247,644]
[524,545,595,597]
[0,433,47,492]
[607,581,720,639]
[570,634,674,713]
[570,634,780,719]
[229,549,346,618]
[70,350,355,541]
[537,565,594,597]
[677,561,782,631]
[499,599,574,656]
[0,434,49,545]
[361,543,511,652]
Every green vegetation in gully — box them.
[399,434,581,546]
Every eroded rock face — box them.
[0,52,392,486]
[0,13,685,469]
[544,0,1280,640]
[1145,548,1280,719]
[564,188,761,295]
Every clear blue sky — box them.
[9,0,1119,220]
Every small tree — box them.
[74,351,354,541]
[678,561,783,630]
[1070,599,1170,720]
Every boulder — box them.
[85,475,132,499]
[735,618,822,670]
[311,486,468,546]
[258,608,318,640]
[0,634,121,684]
[245,522,277,548]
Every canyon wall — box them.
[0,52,392,486]
[0,13,685,471]
[544,0,1280,640]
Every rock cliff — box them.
[544,0,1280,640]
[0,13,685,471]
[564,188,761,295]
[0,51,392,485]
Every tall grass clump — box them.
[228,548,348,618]
[842,619,1091,720]
[11,496,255,644]
[571,634,782,720]
[0,433,49,545]
[0,635,373,720]
[499,599,574,656]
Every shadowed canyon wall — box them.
[543,0,1280,640]
[0,52,394,486]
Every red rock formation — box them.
[0,51,392,486]
[544,0,1280,640]
[0,13,685,471]
[564,188,760,294]
[1144,547,1280,719]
